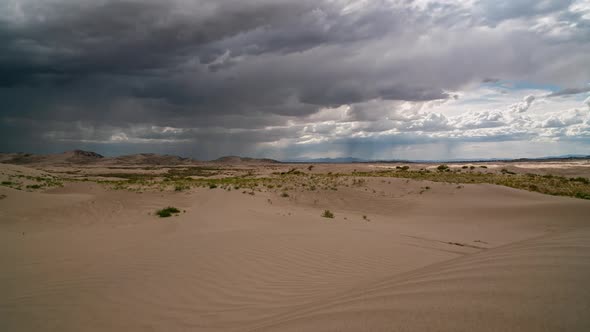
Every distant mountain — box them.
[0,150,195,166]
[0,150,104,165]
[212,156,280,164]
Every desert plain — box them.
[1,151,590,331]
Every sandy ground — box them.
[1,163,590,331]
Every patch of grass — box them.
[166,166,221,179]
[570,177,590,184]
[26,184,42,189]
[322,210,334,218]
[279,168,305,176]
[156,206,181,218]
[349,169,590,200]
[501,168,516,175]
[174,184,189,191]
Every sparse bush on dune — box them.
[322,210,334,218]
[156,207,181,218]
[175,184,189,191]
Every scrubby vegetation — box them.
[48,162,590,201]
[322,210,334,218]
[0,173,63,191]
[351,169,590,200]
[156,206,181,218]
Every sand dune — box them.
[1,163,590,331]
[253,229,590,331]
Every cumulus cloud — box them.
[509,95,536,113]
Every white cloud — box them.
[509,95,535,113]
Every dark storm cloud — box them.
[474,0,574,24]
[547,87,590,97]
[1,0,589,158]
[0,1,316,82]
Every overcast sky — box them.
[1,0,590,160]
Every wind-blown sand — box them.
[1,163,589,331]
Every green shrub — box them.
[175,184,189,191]
[280,192,289,197]
[156,206,181,218]
[322,210,334,218]
[437,164,449,171]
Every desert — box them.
[1,150,590,331]
[3,2,590,330]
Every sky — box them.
[1,0,590,161]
